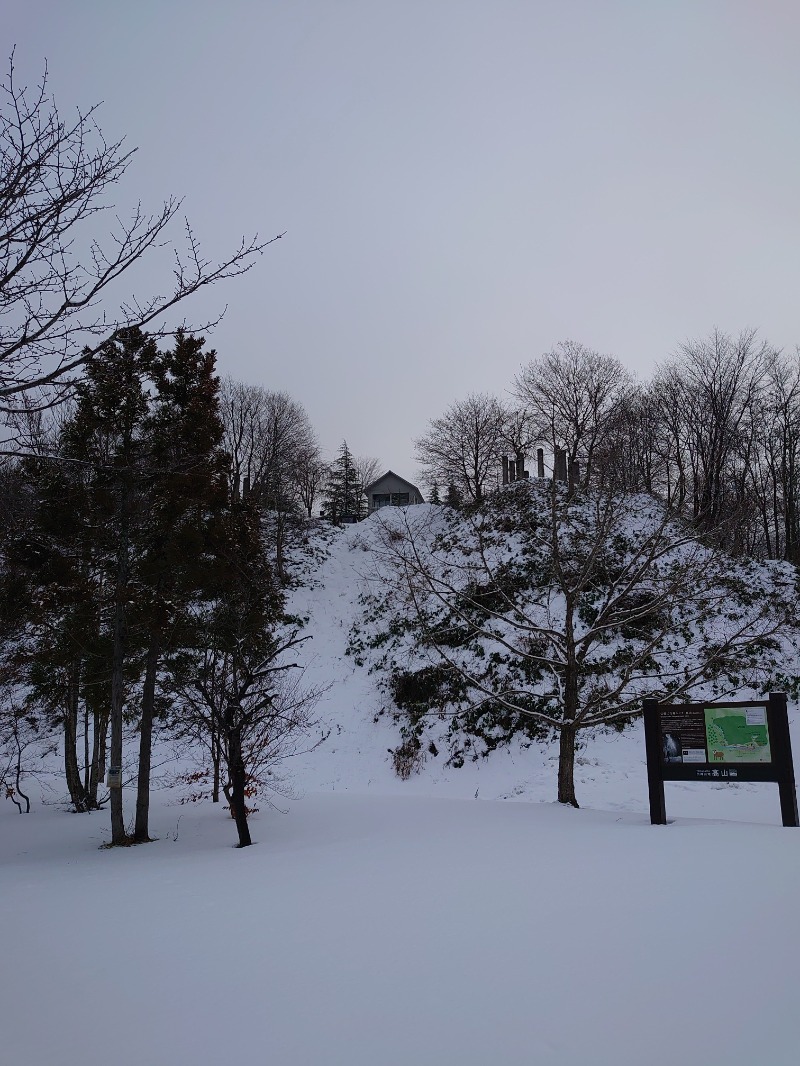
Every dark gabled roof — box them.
[363,469,424,499]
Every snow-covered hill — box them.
[286,511,798,825]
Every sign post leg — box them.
[643,699,667,825]
[778,782,799,829]
[769,693,799,828]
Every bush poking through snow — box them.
[390,736,425,780]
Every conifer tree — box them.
[322,441,365,523]
[131,331,228,841]
[1,331,157,824]
[0,454,106,811]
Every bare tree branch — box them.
[0,54,282,413]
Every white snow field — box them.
[3,519,800,1066]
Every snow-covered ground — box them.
[2,518,799,1065]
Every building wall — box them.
[367,474,423,511]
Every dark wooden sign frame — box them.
[643,692,798,827]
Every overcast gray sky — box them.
[7,1,800,478]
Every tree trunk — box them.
[83,696,90,793]
[227,723,252,847]
[64,660,90,812]
[275,508,287,584]
[559,606,581,808]
[109,494,130,845]
[211,722,220,803]
[89,706,108,806]
[557,721,579,807]
[133,637,160,842]
[109,595,127,843]
[12,733,31,813]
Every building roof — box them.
[363,470,425,499]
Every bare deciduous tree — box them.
[172,639,323,845]
[295,445,328,518]
[0,55,280,413]
[0,693,45,813]
[415,393,507,503]
[500,405,537,472]
[514,341,631,488]
[354,454,382,496]
[219,379,320,577]
[589,384,664,495]
[760,350,800,561]
[651,329,771,546]
[220,380,318,499]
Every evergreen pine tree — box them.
[131,331,229,841]
[321,441,365,523]
[0,453,107,812]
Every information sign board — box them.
[643,693,797,826]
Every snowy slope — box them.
[287,514,799,826]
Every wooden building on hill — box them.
[364,471,425,513]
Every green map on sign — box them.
[704,706,771,764]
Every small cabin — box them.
[364,470,425,513]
